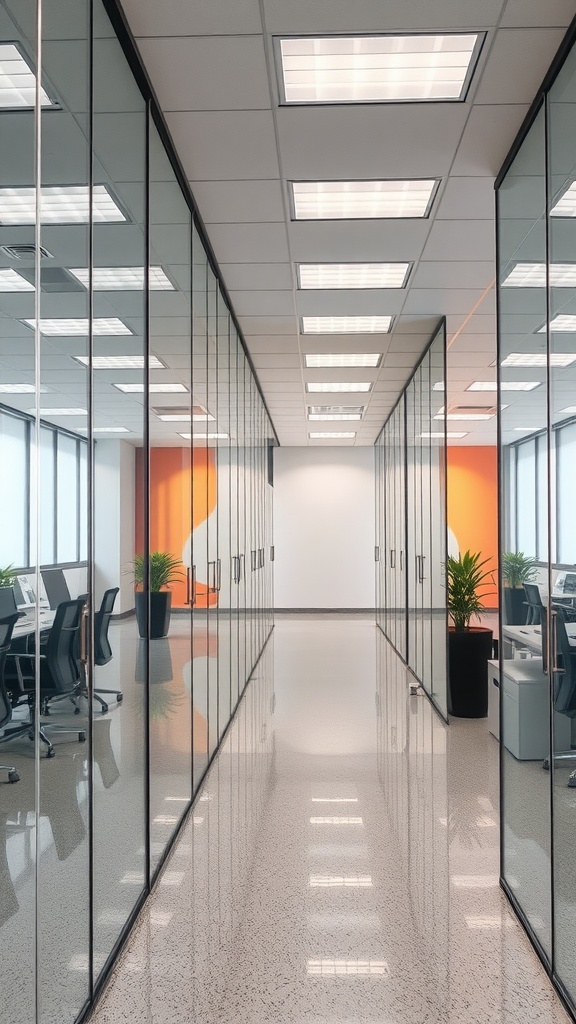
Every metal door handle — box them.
[186,566,191,605]
[251,549,257,572]
[232,556,238,584]
[420,556,426,582]
[217,557,222,591]
[208,559,217,594]
[551,609,565,675]
[238,554,244,582]
[259,548,265,568]
[79,604,89,664]
[191,565,197,606]
[270,545,275,562]
[400,550,404,570]
[390,549,396,568]
[375,545,380,562]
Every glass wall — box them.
[497,28,576,1015]
[375,321,447,718]
[0,3,275,1024]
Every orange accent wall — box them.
[447,446,499,608]
[135,447,217,608]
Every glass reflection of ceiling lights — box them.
[309,431,356,438]
[308,407,363,419]
[74,355,165,369]
[560,405,576,415]
[0,43,53,108]
[69,267,174,290]
[278,34,481,103]
[291,180,438,220]
[502,262,576,287]
[31,407,86,415]
[309,816,363,824]
[421,431,467,439]
[434,409,493,420]
[23,317,133,335]
[311,797,358,802]
[0,268,35,291]
[302,316,392,333]
[551,181,576,217]
[114,382,188,393]
[307,959,389,976]
[306,382,372,392]
[0,185,126,225]
[309,876,372,887]
[467,381,541,392]
[305,353,381,367]
[298,262,411,289]
[78,426,130,433]
[432,381,445,391]
[179,432,229,440]
[538,314,576,332]
[0,383,46,393]
[501,352,576,367]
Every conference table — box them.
[12,608,55,642]
[502,622,576,657]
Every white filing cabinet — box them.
[487,658,571,759]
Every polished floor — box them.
[86,618,569,1024]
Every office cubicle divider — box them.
[375,321,448,721]
[496,20,576,1018]
[0,2,276,1024]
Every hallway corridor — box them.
[89,617,569,1024]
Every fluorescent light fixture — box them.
[291,179,437,220]
[467,381,541,392]
[0,383,46,393]
[74,355,165,369]
[178,433,229,440]
[309,431,356,439]
[421,431,467,439]
[432,381,445,391]
[305,353,381,368]
[503,262,576,287]
[114,382,188,393]
[434,412,493,421]
[307,959,389,976]
[560,406,576,415]
[551,181,576,217]
[501,352,576,367]
[32,407,87,416]
[0,268,34,291]
[306,382,372,393]
[69,266,174,290]
[309,817,363,824]
[0,184,126,225]
[298,262,410,289]
[308,413,362,420]
[0,43,53,108]
[539,314,576,333]
[302,315,392,333]
[308,405,364,415]
[311,797,358,803]
[23,317,132,335]
[279,34,479,104]
[309,876,372,888]
[93,426,129,433]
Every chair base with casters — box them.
[0,761,19,783]
[542,750,576,787]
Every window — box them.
[0,410,28,566]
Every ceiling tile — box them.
[205,223,290,263]
[475,28,567,104]
[403,287,495,315]
[166,110,280,179]
[263,0,505,31]
[288,220,430,263]
[413,260,495,289]
[436,177,496,220]
[296,290,405,316]
[229,290,295,316]
[421,220,495,262]
[500,0,576,26]
[122,0,263,35]
[451,104,530,175]
[191,180,285,224]
[220,263,293,290]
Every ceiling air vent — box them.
[0,243,53,260]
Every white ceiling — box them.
[118,0,575,447]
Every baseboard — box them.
[275,608,374,614]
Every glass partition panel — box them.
[498,104,551,959]
[430,326,447,718]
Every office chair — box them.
[524,583,543,625]
[6,598,87,758]
[0,613,22,783]
[93,587,122,713]
[542,606,576,787]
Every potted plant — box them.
[447,549,495,718]
[501,551,538,625]
[0,565,16,588]
[130,552,184,639]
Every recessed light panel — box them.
[309,432,356,439]
[307,959,389,976]
[421,431,467,439]
[291,180,437,220]
[298,262,410,289]
[0,184,126,225]
[0,43,53,108]
[0,268,35,291]
[33,407,87,416]
[306,382,372,393]
[302,316,392,333]
[0,383,46,393]
[308,413,362,420]
[514,427,540,432]
[279,34,479,104]
[502,262,576,287]
[539,314,576,332]
[469,381,541,392]
[432,381,445,391]
[501,352,576,367]
[114,382,188,393]
[75,355,165,369]
[23,317,132,335]
[305,353,381,368]
[93,427,129,433]
[560,406,576,415]
[308,405,364,417]
[551,182,576,217]
[179,432,229,440]
[69,266,174,290]
[435,412,493,421]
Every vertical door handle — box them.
[390,549,396,568]
[217,557,222,592]
[259,548,265,568]
[238,554,244,582]
[251,549,257,572]
[270,545,275,562]
[415,554,420,581]
[232,556,238,584]
[420,556,426,582]
[191,565,197,606]
[550,609,564,675]
[79,604,89,665]
[208,560,217,594]
[375,545,380,562]
[186,566,191,605]
[400,550,404,570]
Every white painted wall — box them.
[94,440,135,614]
[273,447,375,609]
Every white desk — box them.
[12,610,55,641]
[502,623,576,656]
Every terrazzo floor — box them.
[86,618,571,1024]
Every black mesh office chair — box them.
[93,587,122,713]
[542,606,576,787]
[0,613,22,783]
[524,583,543,625]
[6,598,87,758]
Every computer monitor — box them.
[0,586,19,620]
[564,572,576,595]
[41,568,71,610]
[16,575,36,607]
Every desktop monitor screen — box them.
[0,586,18,620]
[16,576,35,607]
[564,572,576,595]
[41,568,71,610]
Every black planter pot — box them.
[135,591,172,639]
[503,586,526,626]
[448,627,494,718]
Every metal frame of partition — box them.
[375,318,448,722]
[496,19,576,1022]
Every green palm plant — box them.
[501,551,538,589]
[129,551,184,592]
[0,565,16,588]
[447,550,496,632]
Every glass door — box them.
[206,264,218,759]
[430,326,448,718]
[216,286,232,742]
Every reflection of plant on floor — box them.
[148,683,187,720]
